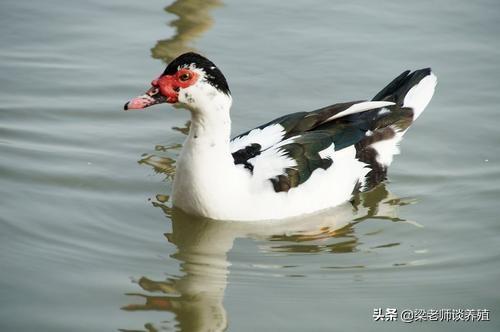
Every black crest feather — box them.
[162,52,230,95]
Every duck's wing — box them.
[230,100,395,192]
[231,68,436,193]
[230,100,393,153]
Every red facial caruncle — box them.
[124,68,199,110]
[155,68,199,104]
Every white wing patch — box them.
[378,107,391,116]
[322,101,394,123]
[230,123,285,152]
[318,142,336,159]
[247,143,297,186]
[370,126,404,167]
[403,72,437,120]
[246,136,336,190]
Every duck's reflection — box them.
[151,0,222,63]
[122,183,409,331]
[266,184,409,253]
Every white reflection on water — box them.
[122,182,408,331]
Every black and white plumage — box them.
[231,68,433,193]
[125,52,437,221]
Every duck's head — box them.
[124,52,231,112]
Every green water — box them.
[1,0,499,331]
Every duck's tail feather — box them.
[354,69,437,191]
[372,68,437,120]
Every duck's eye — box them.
[179,73,191,82]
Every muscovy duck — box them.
[125,52,436,221]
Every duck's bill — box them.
[124,87,168,111]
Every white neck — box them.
[186,92,232,149]
[172,90,240,216]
